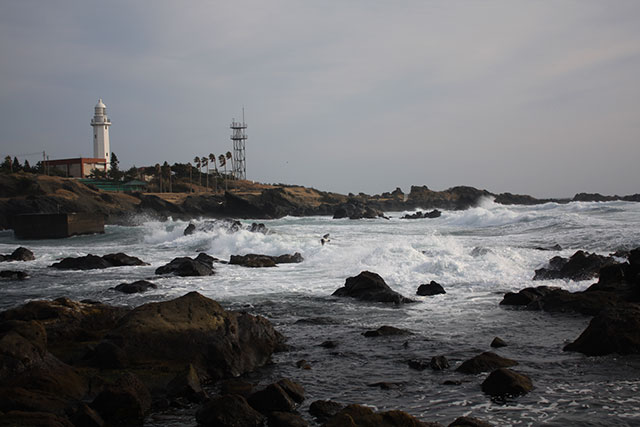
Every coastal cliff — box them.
[1,173,638,230]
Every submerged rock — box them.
[322,404,440,427]
[332,271,415,304]
[0,270,29,280]
[113,280,157,294]
[490,337,508,348]
[309,400,344,422]
[363,325,412,337]
[456,352,518,375]
[448,416,493,427]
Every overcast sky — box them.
[1,1,639,198]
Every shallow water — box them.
[1,199,640,425]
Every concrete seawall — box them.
[12,213,105,239]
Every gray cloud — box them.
[1,0,639,197]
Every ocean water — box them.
[2,198,640,426]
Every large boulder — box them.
[533,250,615,281]
[196,394,265,427]
[456,352,518,375]
[108,292,285,380]
[332,271,415,304]
[322,404,440,427]
[50,253,147,270]
[155,256,214,276]
[481,368,533,398]
[416,281,446,296]
[229,252,304,268]
[0,247,35,262]
[564,306,640,356]
[90,372,151,425]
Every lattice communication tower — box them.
[230,110,247,180]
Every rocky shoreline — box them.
[2,173,639,231]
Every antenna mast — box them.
[230,109,247,180]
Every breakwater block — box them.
[12,213,105,239]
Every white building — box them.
[91,99,111,170]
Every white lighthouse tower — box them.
[91,99,111,170]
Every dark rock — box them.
[481,368,533,398]
[564,306,640,355]
[166,364,205,402]
[113,280,157,294]
[402,210,441,219]
[50,254,112,270]
[500,286,560,306]
[194,252,216,267]
[456,352,518,374]
[273,253,304,264]
[5,247,36,261]
[363,325,412,337]
[83,340,127,368]
[430,355,449,370]
[416,281,446,296]
[0,270,29,280]
[448,416,493,426]
[367,381,402,390]
[534,244,563,251]
[101,252,148,267]
[296,359,312,370]
[90,372,151,425]
[573,193,617,202]
[230,252,303,267]
[196,394,265,427]
[183,223,196,235]
[323,404,440,427]
[408,359,430,371]
[248,383,297,414]
[533,250,615,281]
[269,411,309,427]
[490,337,507,348]
[309,400,344,422]
[332,271,415,304]
[319,340,338,349]
[108,292,284,380]
[470,247,491,257]
[0,411,74,427]
[230,254,277,267]
[155,256,214,276]
[277,378,305,404]
[333,203,384,220]
[69,403,105,427]
[219,378,255,398]
[249,223,269,233]
[443,380,463,386]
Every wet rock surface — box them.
[481,368,533,398]
[229,252,304,268]
[456,352,518,375]
[155,255,215,276]
[533,250,615,281]
[50,252,148,270]
[113,280,157,294]
[0,247,35,262]
[332,271,415,304]
[416,281,446,296]
[402,209,441,219]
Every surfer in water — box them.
[321,233,330,245]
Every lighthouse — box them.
[91,99,111,170]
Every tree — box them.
[187,162,192,193]
[12,157,22,172]
[193,156,201,190]
[218,154,228,192]
[226,151,233,180]
[108,152,123,181]
[23,159,32,173]
[209,153,217,193]
[89,168,107,179]
[162,161,171,192]
[1,156,12,173]
[201,156,208,190]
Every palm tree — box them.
[201,156,209,190]
[218,154,227,192]
[187,162,192,193]
[193,156,201,190]
[209,153,217,193]
[225,151,233,180]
